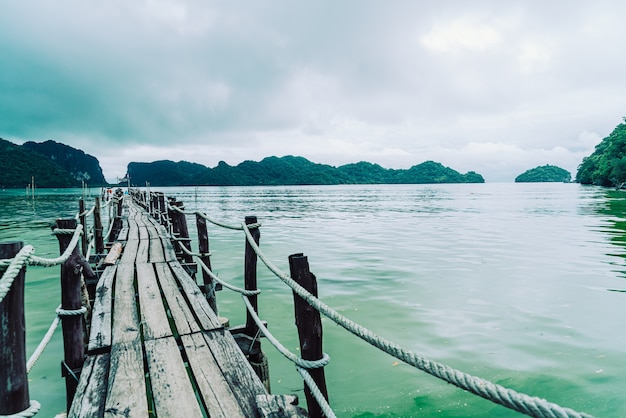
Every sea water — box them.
[1,183,624,417]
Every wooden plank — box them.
[103,242,123,266]
[88,265,116,351]
[120,239,139,264]
[149,239,165,263]
[154,263,201,336]
[116,220,129,242]
[257,395,308,417]
[136,239,149,264]
[104,341,147,417]
[138,225,149,241]
[127,219,139,240]
[202,329,268,416]
[136,263,172,340]
[161,236,178,262]
[68,353,110,418]
[168,262,222,330]
[144,337,203,417]
[112,263,140,345]
[181,333,247,418]
[146,222,160,239]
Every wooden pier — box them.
[68,197,306,417]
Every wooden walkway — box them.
[68,198,297,417]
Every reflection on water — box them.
[2,183,625,417]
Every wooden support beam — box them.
[0,241,29,416]
[289,253,329,418]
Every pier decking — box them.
[68,198,297,417]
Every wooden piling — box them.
[289,253,329,418]
[174,201,193,264]
[94,197,104,255]
[0,241,29,416]
[55,219,86,411]
[195,213,218,312]
[79,199,88,256]
[244,216,260,338]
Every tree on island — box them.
[515,165,571,183]
[576,118,626,187]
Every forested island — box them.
[515,165,571,183]
[0,138,106,188]
[0,138,484,188]
[577,119,626,187]
[126,157,485,186]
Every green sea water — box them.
[1,183,625,417]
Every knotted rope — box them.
[240,222,592,418]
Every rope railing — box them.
[139,192,593,417]
[1,195,111,417]
[237,222,593,418]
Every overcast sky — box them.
[1,1,625,183]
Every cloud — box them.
[1,1,625,183]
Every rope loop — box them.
[0,245,35,304]
[56,305,88,317]
[0,400,41,418]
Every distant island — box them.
[0,138,485,188]
[515,165,571,183]
[577,118,626,187]
[127,156,485,186]
[0,138,106,188]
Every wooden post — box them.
[289,253,328,418]
[174,201,193,264]
[195,213,217,313]
[94,197,104,255]
[244,216,260,338]
[55,219,85,411]
[116,196,123,218]
[79,199,88,256]
[157,193,166,225]
[0,242,29,415]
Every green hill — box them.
[128,156,485,186]
[577,119,626,187]
[0,138,77,188]
[515,165,571,183]
[0,138,108,188]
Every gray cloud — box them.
[1,1,625,182]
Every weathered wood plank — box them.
[161,236,178,262]
[103,242,123,266]
[149,239,165,263]
[202,329,268,416]
[146,222,160,239]
[120,239,139,264]
[136,238,149,264]
[136,263,172,340]
[112,263,140,345]
[88,265,116,351]
[154,263,201,336]
[144,337,203,417]
[257,395,308,418]
[104,341,147,417]
[181,333,247,418]
[127,219,139,240]
[168,262,222,331]
[68,353,110,418]
[138,225,149,241]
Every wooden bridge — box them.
[1,188,594,418]
[69,198,273,416]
